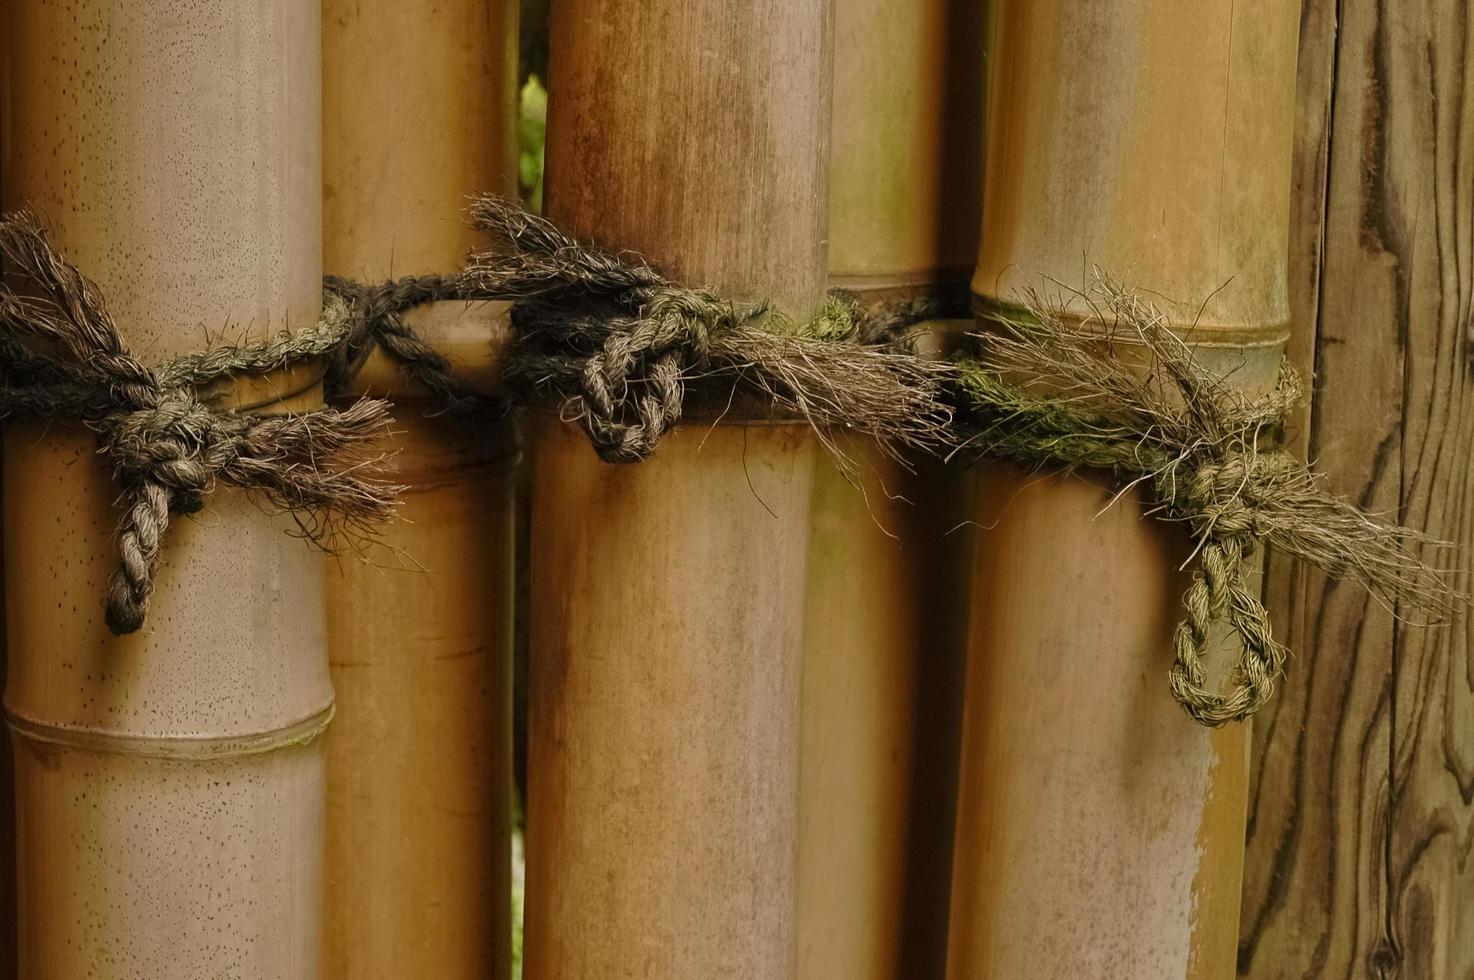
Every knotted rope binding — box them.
[0,197,956,633]
[957,282,1454,725]
[0,213,396,635]
[0,199,1456,723]
[324,196,956,463]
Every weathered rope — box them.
[322,196,956,462]
[0,212,396,635]
[0,197,955,633]
[956,281,1455,726]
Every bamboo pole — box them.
[797,0,983,976]
[524,1,832,975]
[0,3,328,977]
[319,2,519,977]
[946,2,1299,977]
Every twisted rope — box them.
[312,197,956,464]
[1,199,1455,727]
[462,198,955,462]
[958,281,1454,726]
[0,197,955,633]
[0,212,396,635]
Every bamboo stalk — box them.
[0,3,328,976]
[319,2,519,976]
[797,0,984,975]
[524,1,832,975]
[946,2,1299,977]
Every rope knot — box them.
[1178,446,1305,542]
[104,390,225,514]
[960,280,1453,726]
[1,211,398,636]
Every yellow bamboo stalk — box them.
[319,2,519,976]
[947,2,1299,977]
[0,2,328,977]
[524,0,831,975]
[798,0,984,975]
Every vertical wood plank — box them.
[1238,0,1394,973]
[1242,0,1474,976]
[1370,1,1473,975]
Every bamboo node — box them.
[957,277,1460,726]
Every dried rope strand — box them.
[0,199,1458,728]
[956,279,1455,725]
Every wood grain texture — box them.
[1242,1,1474,976]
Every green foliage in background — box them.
[511,825,526,979]
[519,76,548,211]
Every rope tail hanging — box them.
[0,196,1458,714]
[956,279,1457,726]
[0,211,397,635]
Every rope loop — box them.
[959,280,1453,726]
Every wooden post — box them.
[947,1,1299,977]
[0,536,11,980]
[319,2,519,979]
[0,3,328,977]
[1241,0,1474,973]
[524,1,831,975]
[798,0,983,975]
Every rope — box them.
[0,197,955,633]
[957,282,1454,725]
[0,213,396,635]
[0,199,1454,728]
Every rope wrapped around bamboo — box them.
[0,197,1455,724]
[0,213,395,636]
[327,196,956,462]
[958,281,1455,725]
